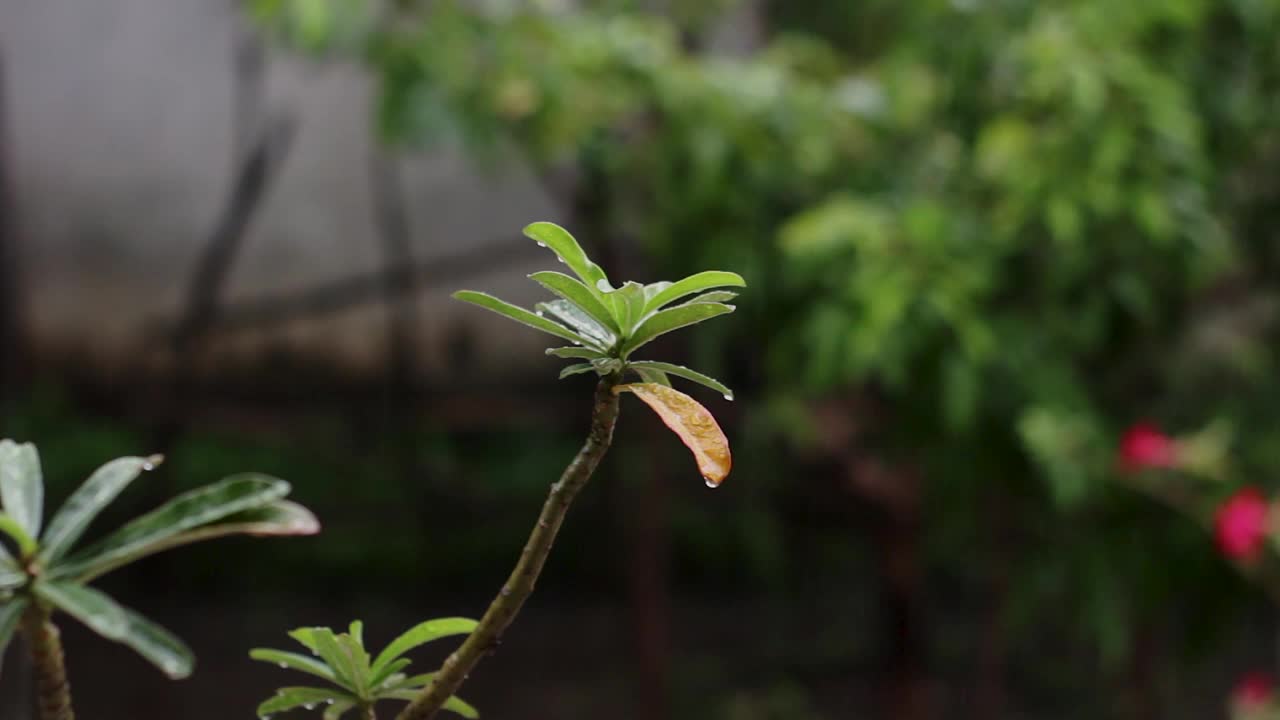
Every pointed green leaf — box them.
[382,689,479,718]
[0,440,43,539]
[325,699,356,720]
[36,581,195,678]
[627,361,734,400]
[633,367,672,387]
[602,281,647,334]
[0,565,25,590]
[250,648,339,684]
[0,596,28,669]
[51,475,294,582]
[311,628,360,693]
[348,621,364,646]
[642,281,673,303]
[114,605,196,679]
[40,456,162,564]
[673,290,738,307]
[558,363,596,380]
[452,291,590,346]
[379,672,435,691]
[370,657,412,691]
[642,271,745,314]
[621,303,735,357]
[523,222,609,292]
[0,514,37,558]
[0,542,14,570]
[536,300,616,349]
[258,687,352,716]
[288,626,321,653]
[371,617,477,675]
[337,633,371,695]
[546,347,608,361]
[529,272,619,333]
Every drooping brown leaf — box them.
[616,383,731,486]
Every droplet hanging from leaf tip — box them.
[723,394,733,402]
[535,241,547,247]
[704,476,720,488]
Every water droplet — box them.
[722,394,734,402]
[571,340,582,346]
[596,279,612,292]
[535,241,547,247]
[556,257,566,264]
[325,699,335,705]
[704,477,719,489]
[277,662,288,668]
[141,462,154,471]
[303,704,316,711]
[535,310,544,317]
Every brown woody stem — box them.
[22,602,75,720]
[395,375,622,720]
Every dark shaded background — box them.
[4,0,1280,718]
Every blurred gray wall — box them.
[0,0,562,380]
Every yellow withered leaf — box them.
[615,383,731,486]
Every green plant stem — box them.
[22,602,75,720]
[360,703,377,720]
[396,375,622,720]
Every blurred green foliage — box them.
[247,0,1280,698]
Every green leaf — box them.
[603,281,647,334]
[382,689,479,718]
[39,456,162,564]
[369,657,412,691]
[288,626,322,653]
[378,671,434,691]
[545,347,608,361]
[36,581,194,678]
[641,271,745,315]
[0,565,25,589]
[523,222,609,293]
[348,620,364,646]
[337,633,371,695]
[452,291,590,346]
[0,596,29,669]
[312,627,361,693]
[529,272,619,333]
[116,605,197,679]
[0,514,37,558]
[558,363,596,380]
[51,475,294,582]
[633,367,672,387]
[0,440,43,539]
[673,290,738,307]
[536,300,616,349]
[258,687,353,716]
[627,361,734,400]
[250,648,340,684]
[370,618,477,675]
[621,303,735,356]
[325,699,356,720]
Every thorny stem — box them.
[22,602,74,720]
[396,375,622,720]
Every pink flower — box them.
[1118,423,1179,473]
[1215,488,1271,562]
[1232,672,1275,712]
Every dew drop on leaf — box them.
[535,241,547,247]
[303,704,316,711]
[722,394,733,402]
[704,476,719,489]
